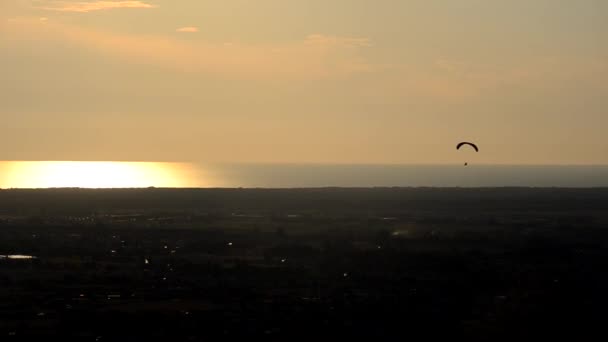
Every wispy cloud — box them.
[5,18,373,80]
[176,27,198,33]
[35,1,157,13]
[305,34,372,48]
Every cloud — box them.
[305,34,372,48]
[5,18,373,80]
[176,27,198,33]
[35,1,157,13]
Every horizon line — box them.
[2,161,608,167]
[3,186,608,191]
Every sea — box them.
[2,162,608,188]
[198,164,608,188]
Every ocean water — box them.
[198,164,608,188]
[2,162,608,188]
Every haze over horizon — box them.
[2,1,607,165]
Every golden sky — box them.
[1,0,607,164]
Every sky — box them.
[1,0,607,165]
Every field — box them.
[1,188,607,341]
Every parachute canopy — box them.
[457,142,479,152]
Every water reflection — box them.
[0,161,203,188]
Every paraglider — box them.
[457,142,478,166]
[456,142,479,152]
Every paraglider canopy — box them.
[457,142,479,152]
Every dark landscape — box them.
[1,188,608,341]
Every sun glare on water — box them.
[0,161,201,189]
